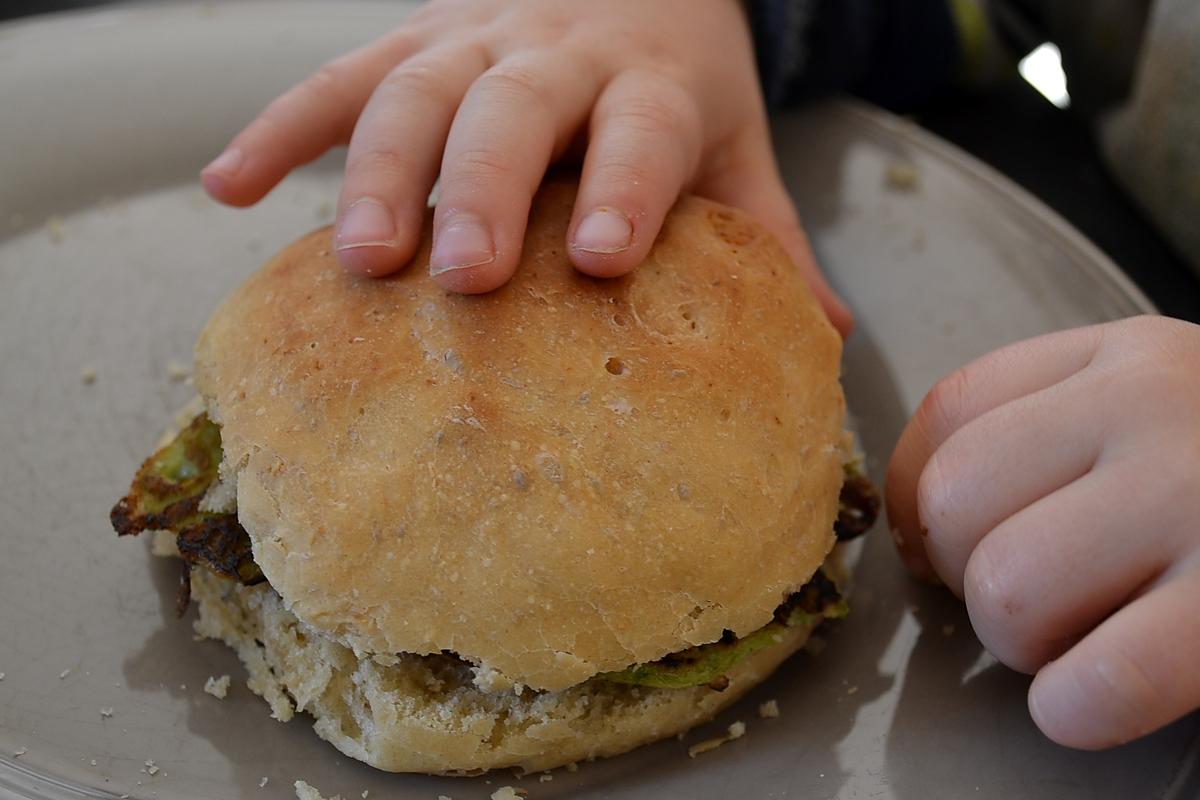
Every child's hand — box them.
[887,315,1200,749]
[200,0,852,334]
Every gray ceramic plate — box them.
[0,3,1196,799]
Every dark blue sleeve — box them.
[746,0,963,112]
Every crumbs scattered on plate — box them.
[204,675,231,699]
[884,162,920,192]
[758,699,780,719]
[46,215,66,244]
[490,787,527,800]
[294,779,342,800]
[687,721,746,758]
[167,360,191,382]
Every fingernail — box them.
[203,147,243,177]
[430,214,494,276]
[573,208,632,254]
[336,198,397,250]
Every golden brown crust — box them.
[193,179,845,691]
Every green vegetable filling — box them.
[110,414,262,586]
[599,569,847,689]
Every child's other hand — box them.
[887,315,1200,749]
[200,0,851,334]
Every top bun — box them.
[193,179,846,692]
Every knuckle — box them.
[474,63,552,106]
[590,157,658,195]
[345,147,415,184]
[292,63,355,109]
[382,62,457,101]
[1085,647,1171,721]
[605,78,697,139]
[444,147,516,186]
[918,368,972,443]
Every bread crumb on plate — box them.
[166,359,191,382]
[259,777,269,789]
[491,788,527,800]
[204,674,231,699]
[688,720,747,758]
[294,779,342,800]
[100,707,114,718]
[45,215,66,243]
[758,699,780,719]
[687,737,726,758]
[884,162,920,191]
[80,367,97,385]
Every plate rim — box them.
[830,99,1158,317]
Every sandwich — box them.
[110,178,878,774]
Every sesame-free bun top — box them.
[193,179,846,692]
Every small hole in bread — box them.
[720,408,732,421]
[605,357,629,376]
[612,313,628,327]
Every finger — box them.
[429,50,604,293]
[886,325,1105,580]
[962,448,1183,674]
[698,127,853,337]
[567,69,703,279]
[334,43,489,276]
[201,27,424,207]
[917,378,1103,596]
[1028,559,1200,749]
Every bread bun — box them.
[191,568,822,774]
[193,178,846,691]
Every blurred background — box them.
[5,0,1197,321]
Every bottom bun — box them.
[190,568,822,775]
